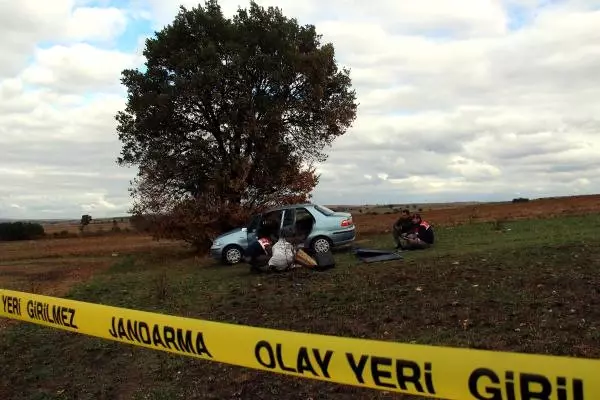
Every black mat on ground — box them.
[352,248,403,263]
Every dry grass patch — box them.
[0,235,183,262]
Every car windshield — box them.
[314,205,335,216]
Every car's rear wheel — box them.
[311,236,332,253]
[223,245,243,265]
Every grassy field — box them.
[1,212,600,399]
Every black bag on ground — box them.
[312,249,336,271]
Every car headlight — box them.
[212,240,222,247]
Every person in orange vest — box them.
[398,213,434,250]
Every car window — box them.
[263,210,283,227]
[282,209,295,227]
[296,207,312,221]
[313,205,335,216]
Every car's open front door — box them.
[245,214,262,245]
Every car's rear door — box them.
[281,207,315,246]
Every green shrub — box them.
[0,222,45,241]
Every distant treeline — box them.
[0,222,45,241]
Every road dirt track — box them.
[352,194,600,235]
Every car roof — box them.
[264,203,315,213]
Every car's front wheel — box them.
[223,245,244,265]
[311,236,332,253]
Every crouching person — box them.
[268,227,299,272]
[246,237,273,273]
[246,217,280,273]
[399,214,435,250]
[392,208,412,250]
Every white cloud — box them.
[350,0,508,37]
[65,7,128,42]
[81,194,120,213]
[21,44,140,94]
[0,1,129,78]
[2,0,600,218]
[447,156,502,181]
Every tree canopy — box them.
[115,0,358,249]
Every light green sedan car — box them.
[210,203,356,265]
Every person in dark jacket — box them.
[246,218,279,273]
[400,213,434,250]
[392,209,413,249]
[246,237,272,273]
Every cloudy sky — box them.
[1,0,600,219]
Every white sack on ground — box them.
[268,238,295,271]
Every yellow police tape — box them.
[1,288,598,400]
